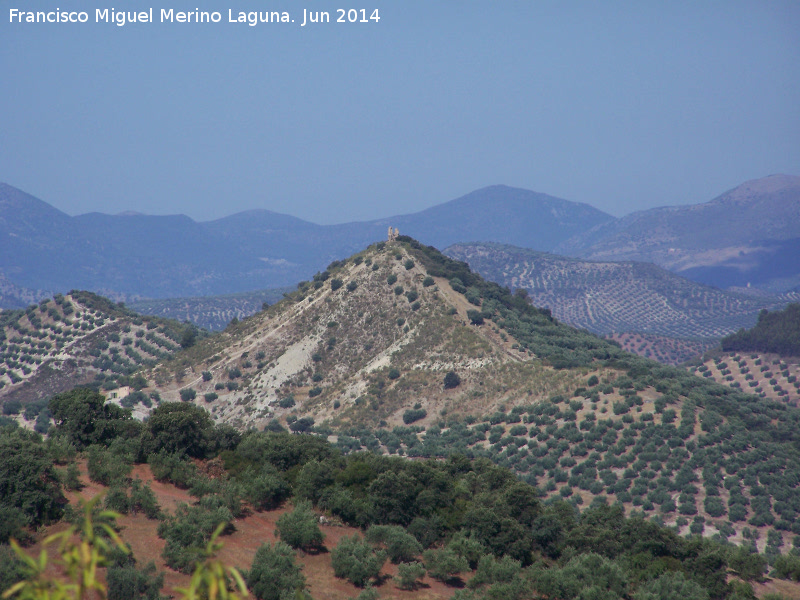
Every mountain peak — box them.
[711,173,800,205]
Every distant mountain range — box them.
[1,174,798,310]
[555,174,800,293]
[0,183,610,306]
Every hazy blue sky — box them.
[1,1,798,223]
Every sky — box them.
[1,1,799,224]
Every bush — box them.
[202,371,212,381]
[331,535,386,587]
[388,368,401,380]
[86,446,132,485]
[403,409,427,424]
[444,371,461,389]
[107,560,165,600]
[387,274,397,286]
[365,525,422,563]
[404,259,415,270]
[147,452,198,488]
[243,466,290,510]
[158,502,233,573]
[247,542,306,600]
[204,392,218,403]
[330,279,343,291]
[129,478,161,519]
[2,400,21,415]
[423,276,435,287]
[423,548,468,583]
[396,561,426,590]
[144,402,216,458]
[179,388,196,402]
[773,554,800,581]
[467,310,484,325]
[347,281,358,292]
[632,571,709,600]
[0,544,26,595]
[275,500,325,551]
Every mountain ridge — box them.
[555,174,800,291]
[0,183,613,305]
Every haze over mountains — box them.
[1,174,798,313]
[556,174,800,293]
[0,183,611,306]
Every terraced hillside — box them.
[445,242,797,339]
[0,291,193,408]
[8,239,800,568]
[691,353,800,405]
[117,238,800,553]
[609,332,716,365]
[130,287,291,331]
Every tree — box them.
[396,562,426,590]
[365,525,422,563]
[247,542,306,600]
[107,560,166,600]
[632,571,709,600]
[143,402,215,458]
[467,310,484,325]
[0,545,25,595]
[0,429,66,540]
[422,548,468,583]
[49,388,135,449]
[275,501,325,551]
[331,535,386,587]
[444,371,461,389]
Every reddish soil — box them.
[42,461,460,600]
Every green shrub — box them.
[467,310,484,325]
[247,542,306,600]
[86,446,132,485]
[157,502,233,573]
[423,547,468,583]
[365,525,422,563]
[0,544,26,595]
[275,500,325,551]
[129,478,161,518]
[403,409,427,425]
[444,371,461,389]
[772,554,800,581]
[107,560,165,600]
[147,451,198,488]
[179,388,196,402]
[632,571,709,600]
[396,561,426,590]
[331,535,386,587]
[331,279,343,291]
[244,466,290,510]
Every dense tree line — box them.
[721,304,800,357]
[1,384,792,600]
